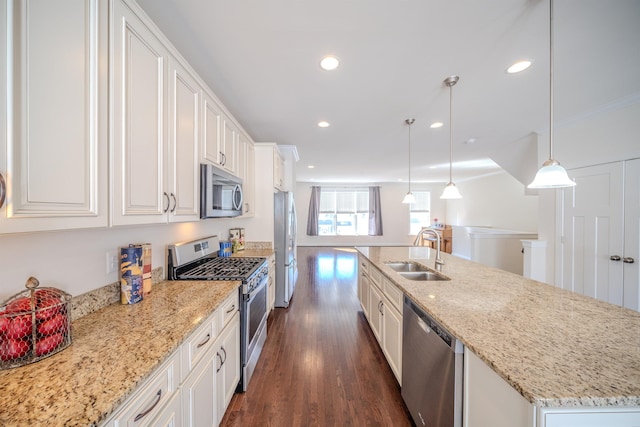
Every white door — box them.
[623,159,640,310]
[560,162,624,305]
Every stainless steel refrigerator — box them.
[274,191,298,307]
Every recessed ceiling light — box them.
[507,60,532,74]
[317,121,330,128]
[320,56,340,71]
[464,138,477,144]
[430,122,443,129]
[308,165,315,169]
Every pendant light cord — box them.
[449,82,453,183]
[406,118,415,193]
[548,0,554,162]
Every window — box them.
[318,188,369,236]
[409,191,431,235]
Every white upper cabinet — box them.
[0,0,108,233]
[201,90,239,176]
[111,0,167,226]
[221,117,238,175]
[238,132,255,217]
[201,91,223,167]
[111,0,199,226]
[166,56,200,222]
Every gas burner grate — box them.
[177,256,264,280]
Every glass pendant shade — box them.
[402,192,416,204]
[528,159,575,189]
[440,182,462,199]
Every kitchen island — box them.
[0,279,239,426]
[357,246,640,424]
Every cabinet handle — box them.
[0,172,5,208]
[610,255,621,261]
[221,346,227,365]
[196,333,211,348]
[170,193,177,213]
[225,304,236,314]
[163,192,170,213]
[624,257,635,264]
[216,352,223,373]
[133,389,162,422]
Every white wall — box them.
[0,217,254,301]
[444,171,538,232]
[296,182,447,247]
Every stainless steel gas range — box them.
[168,235,268,392]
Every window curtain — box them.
[368,186,383,236]
[306,186,321,236]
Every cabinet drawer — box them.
[111,353,180,427]
[358,256,370,275]
[219,288,240,330]
[383,277,403,312]
[181,313,218,379]
[370,266,383,289]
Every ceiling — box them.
[135,0,640,184]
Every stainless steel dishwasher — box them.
[402,295,464,427]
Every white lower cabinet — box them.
[215,312,240,423]
[182,346,217,427]
[108,353,181,427]
[103,290,241,427]
[268,254,276,312]
[358,258,403,385]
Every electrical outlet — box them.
[106,251,118,275]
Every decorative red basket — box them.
[0,277,72,370]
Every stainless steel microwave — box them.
[200,164,243,218]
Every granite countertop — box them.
[231,248,274,258]
[356,246,640,408]
[0,279,239,427]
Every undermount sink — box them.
[384,261,430,272]
[398,271,450,281]
[384,261,451,281]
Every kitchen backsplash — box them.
[69,242,273,321]
[70,267,164,321]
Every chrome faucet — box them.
[413,228,445,271]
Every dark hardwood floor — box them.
[221,247,413,426]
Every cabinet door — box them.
[268,255,276,311]
[181,347,217,427]
[358,270,371,320]
[273,150,284,190]
[167,57,199,222]
[216,312,240,424]
[201,91,222,166]
[0,0,108,233]
[368,283,383,343]
[237,132,255,217]
[381,301,402,385]
[221,117,237,174]
[112,0,167,226]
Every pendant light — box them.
[440,75,462,199]
[528,0,575,189]
[402,118,416,204]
